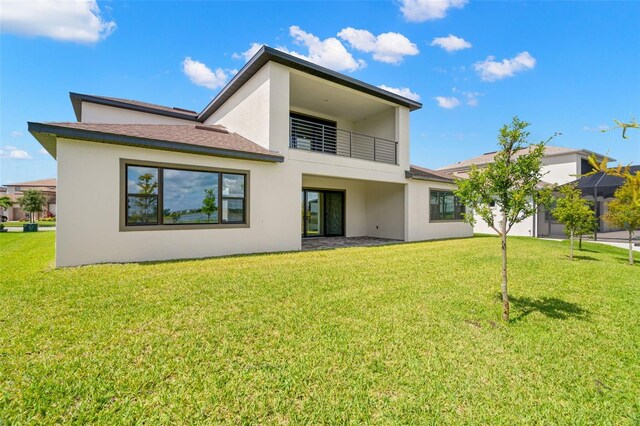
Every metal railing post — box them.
[373,137,376,162]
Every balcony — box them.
[289,116,398,165]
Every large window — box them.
[430,190,465,221]
[124,162,247,228]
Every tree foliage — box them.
[552,184,597,259]
[132,173,158,223]
[201,188,217,222]
[587,118,640,207]
[18,190,47,223]
[454,117,555,321]
[603,181,640,265]
[0,196,13,211]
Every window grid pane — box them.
[430,190,464,221]
[124,164,246,227]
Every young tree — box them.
[18,190,47,223]
[552,184,597,259]
[132,173,158,223]
[455,117,554,321]
[201,188,217,222]
[603,181,640,265]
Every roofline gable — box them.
[198,46,423,122]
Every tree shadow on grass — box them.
[570,255,600,261]
[506,295,590,322]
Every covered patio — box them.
[301,236,401,251]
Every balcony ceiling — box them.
[290,72,394,122]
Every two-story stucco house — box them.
[29,46,472,267]
[438,146,610,237]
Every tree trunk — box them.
[570,229,574,260]
[501,212,509,322]
[630,233,635,266]
[579,235,583,251]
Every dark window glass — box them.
[162,169,219,224]
[126,166,159,224]
[222,199,244,223]
[222,173,245,223]
[430,190,464,221]
[124,164,246,227]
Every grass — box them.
[1,232,639,424]
[2,220,56,228]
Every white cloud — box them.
[0,145,33,160]
[400,0,468,22]
[0,0,116,43]
[464,91,481,106]
[278,26,366,72]
[452,88,481,106]
[182,57,228,90]
[474,51,536,82]
[430,34,471,52]
[10,131,23,137]
[583,125,610,132]
[435,96,460,109]
[337,28,419,64]
[378,85,421,101]
[38,148,49,155]
[232,43,263,62]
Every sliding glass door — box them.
[301,189,344,237]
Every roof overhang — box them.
[405,167,457,184]
[69,93,199,122]
[198,46,422,122]
[28,122,284,163]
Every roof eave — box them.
[69,92,200,123]
[198,46,423,121]
[405,170,456,184]
[28,122,284,163]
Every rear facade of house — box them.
[30,47,471,267]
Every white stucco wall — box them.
[81,103,195,125]
[204,63,273,149]
[56,139,301,267]
[354,108,395,141]
[405,180,473,241]
[541,153,581,184]
[365,181,405,240]
[472,210,536,237]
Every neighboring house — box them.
[558,165,640,236]
[438,146,610,237]
[0,178,57,221]
[28,46,472,267]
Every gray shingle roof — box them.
[407,165,456,183]
[438,146,610,171]
[28,122,284,163]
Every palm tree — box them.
[0,195,12,213]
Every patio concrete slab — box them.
[302,236,401,251]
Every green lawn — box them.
[3,220,56,228]
[1,232,638,424]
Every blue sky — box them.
[1,0,639,184]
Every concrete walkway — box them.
[541,237,640,252]
[4,226,56,233]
